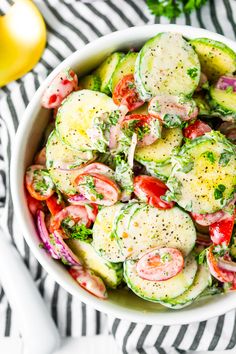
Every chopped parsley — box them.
[79,175,104,200]
[61,217,92,240]
[214,184,226,200]
[203,151,216,164]
[161,253,172,263]
[197,248,208,265]
[187,67,198,79]
[226,86,234,94]
[219,150,233,166]
[108,110,121,126]
[163,113,182,128]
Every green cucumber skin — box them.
[190,38,236,81]
[111,51,138,92]
[94,52,124,95]
[79,75,101,91]
[209,86,236,118]
[168,131,236,214]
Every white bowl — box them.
[11,24,236,325]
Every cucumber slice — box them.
[79,75,101,91]
[111,52,138,92]
[136,32,200,98]
[92,203,125,263]
[124,253,197,302]
[56,90,118,151]
[190,38,236,82]
[94,52,124,95]
[160,264,211,309]
[46,130,94,170]
[135,127,183,164]
[48,168,80,195]
[210,86,236,118]
[193,94,211,116]
[66,239,123,288]
[142,160,172,182]
[168,131,236,214]
[115,203,196,259]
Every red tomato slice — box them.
[46,194,65,216]
[75,173,120,206]
[25,165,54,201]
[26,191,44,216]
[133,175,175,209]
[191,210,226,226]
[51,205,91,230]
[69,266,107,299]
[121,114,160,146]
[183,120,212,139]
[209,209,235,245]
[113,74,144,111]
[207,245,234,283]
[85,204,98,223]
[34,147,46,165]
[78,162,114,179]
[148,95,198,123]
[136,247,184,281]
[41,69,78,109]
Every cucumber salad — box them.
[25,32,236,308]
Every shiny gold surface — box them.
[0,0,46,87]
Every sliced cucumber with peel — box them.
[94,52,124,95]
[135,32,200,99]
[92,203,125,263]
[124,253,197,302]
[168,131,236,214]
[209,85,236,118]
[135,127,183,165]
[46,130,94,170]
[79,75,101,91]
[56,90,118,151]
[115,203,196,259]
[160,264,211,309]
[190,38,236,82]
[48,168,80,195]
[66,239,123,289]
[111,52,138,92]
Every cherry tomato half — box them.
[209,209,235,245]
[191,210,226,226]
[69,266,107,299]
[41,69,78,109]
[46,194,65,216]
[113,74,144,111]
[75,173,120,206]
[26,191,44,216]
[183,120,212,139]
[25,165,54,201]
[34,147,46,165]
[207,245,234,283]
[136,247,184,281]
[133,175,175,209]
[148,95,198,126]
[51,205,91,231]
[121,114,160,146]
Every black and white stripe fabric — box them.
[1,0,236,352]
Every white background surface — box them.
[0,336,235,354]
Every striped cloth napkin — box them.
[0,0,236,353]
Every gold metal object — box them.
[0,0,46,87]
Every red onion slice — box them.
[36,210,60,259]
[218,258,236,272]
[68,194,91,205]
[196,232,212,246]
[216,76,236,92]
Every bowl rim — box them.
[10,24,236,325]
